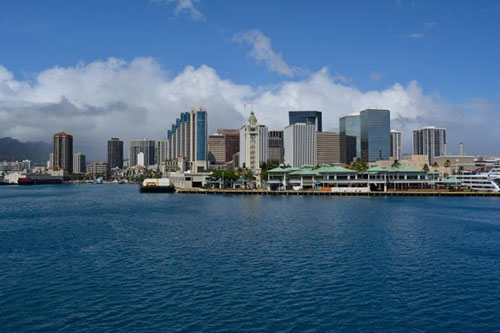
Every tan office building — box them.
[208,134,226,166]
[316,132,347,165]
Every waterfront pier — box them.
[176,188,500,197]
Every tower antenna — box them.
[244,101,258,113]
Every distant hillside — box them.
[0,137,51,163]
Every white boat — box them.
[450,168,500,192]
[92,177,104,184]
[140,178,175,193]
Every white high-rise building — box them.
[283,123,316,167]
[239,112,261,170]
[73,153,86,174]
[137,152,145,166]
[48,153,54,169]
[390,130,402,161]
[413,126,447,164]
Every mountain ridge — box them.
[0,137,51,163]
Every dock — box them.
[176,188,500,197]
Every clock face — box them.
[248,113,258,127]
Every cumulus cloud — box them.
[153,0,203,21]
[0,58,498,159]
[233,29,303,77]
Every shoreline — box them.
[176,188,500,197]
[3,184,499,197]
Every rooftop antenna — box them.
[244,101,258,114]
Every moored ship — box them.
[449,168,500,192]
[17,174,64,185]
[139,178,175,193]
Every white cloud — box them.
[233,29,303,77]
[0,57,498,159]
[409,33,425,39]
[153,0,203,21]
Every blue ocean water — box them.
[1,185,500,332]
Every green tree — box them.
[211,170,223,180]
[391,159,401,169]
[260,170,268,182]
[243,168,255,181]
[350,158,368,172]
[444,159,451,168]
[422,164,430,173]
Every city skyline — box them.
[46,108,463,165]
[1,0,499,159]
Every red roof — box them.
[54,131,72,137]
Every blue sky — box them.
[2,0,499,102]
[0,0,499,158]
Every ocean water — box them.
[1,184,500,332]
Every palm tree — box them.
[458,165,465,174]
[444,160,451,168]
[422,164,430,173]
[244,168,255,181]
[350,158,368,172]
[391,159,401,169]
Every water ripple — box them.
[1,185,500,331]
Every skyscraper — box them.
[239,112,261,170]
[339,114,361,159]
[289,111,322,132]
[413,126,447,164]
[129,139,155,166]
[208,134,226,166]
[316,132,349,165]
[48,153,54,169]
[268,130,284,164]
[73,153,86,174]
[360,109,391,162]
[156,139,169,165]
[217,129,240,163]
[107,138,123,169]
[284,123,316,167]
[390,130,402,161]
[53,131,73,173]
[165,108,208,171]
[258,125,269,165]
[192,108,208,171]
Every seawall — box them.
[176,188,500,197]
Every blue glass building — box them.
[288,111,322,132]
[164,108,208,171]
[339,115,361,160]
[360,109,391,162]
[196,110,207,162]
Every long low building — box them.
[266,164,439,192]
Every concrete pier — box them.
[175,188,500,197]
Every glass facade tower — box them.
[164,108,208,171]
[339,115,361,159]
[288,111,322,132]
[196,110,207,162]
[360,109,391,162]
